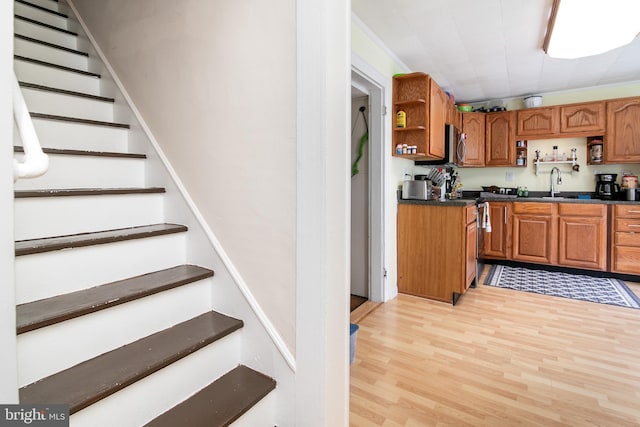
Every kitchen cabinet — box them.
[460,112,485,166]
[512,203,556,264]
[559,101,605,135]
[485,111,516,166]
[605,97,640,164]
[392,73,447,160]
[558,203,607,271]
[611,204,640,275]
[516,107,558,139]
[482,201,511,259]
[397,203,476,304]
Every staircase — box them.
[12,0,277,425]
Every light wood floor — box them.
[349,265,640,426]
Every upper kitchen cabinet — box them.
[559,101,605,135]
[605,97,640,163]
[485,111,516,166]
[392,73,447,160]
[459,112,485,167]
[516,107,558,139]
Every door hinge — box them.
[383,268,388,278]
[383,106,388,116]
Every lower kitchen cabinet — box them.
[397,203,476,304]
[512,202,556,264]
[611,205,640,274]
[482,201,511,259]
[558,203,607,270]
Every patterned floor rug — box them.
[485,265,640,309]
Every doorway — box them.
[350,58,386,306]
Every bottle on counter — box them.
[552,145,558,161]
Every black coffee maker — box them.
[595,173,620,199]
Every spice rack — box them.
[533,160,579,176]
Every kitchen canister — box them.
[622,174,638,189]
[396,110,406,128]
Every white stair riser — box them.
[13,154,145,190]
[15,234,187,303]
[14,18,77,50]
[14,59,100,95]
[14,2,69,30]
[70,332,242,427]
[15,37,88,71]
[230,390,276,427]
[14,119,129,152]
[18,278,214,386]
[22,87,113,124]
[14,194,164,240]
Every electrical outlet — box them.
[505,171,514,182]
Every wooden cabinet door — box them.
[558,216,607,270]
[512,214,555,264]
[559,102,605,134]
[465,220,477,291]
[485,111,515,166]
[460,112,485,166]
[483,202,510,259]
[428,79,447,158]
[516,107,558,138]
[605,97,640,163]
[558,203,607,271]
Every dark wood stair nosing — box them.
[16,0,68,18]
[14,14,78,36]
[30,112,129,129]
[15,223,188,256]
[18,82,114,102]
[14,145,144,159]
[14,55,100,78]
[15,187,165,198]
[145,365,276,427]
[19,311,244,414]
[16,265,214,334]
[15,34,88,57]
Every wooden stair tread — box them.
[145,365,276,427]
[14,145,144,158]
[15,187,165,198]
[17,265,214,334]
[15,34,88,56]
[18,82,114,102]
[15,223,188,256]
[14,15,78,36]
[19,311,244,414]
[30,112,129,128]
[16,0,68,18]
[15,55,100,78]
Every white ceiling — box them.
[352,0,640,104]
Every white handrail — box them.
[13,72,48,181]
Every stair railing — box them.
[13,72,48,181]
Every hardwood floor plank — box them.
[350,265,640,426]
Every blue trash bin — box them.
[350,323,359,364]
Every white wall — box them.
[70,0,298,353]
[0,0,18,403]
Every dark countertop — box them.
[398,191,640,206]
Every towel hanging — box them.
[482,202,492,233]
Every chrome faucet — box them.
[550,167,562,197]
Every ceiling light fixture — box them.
[543,0,640,59]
